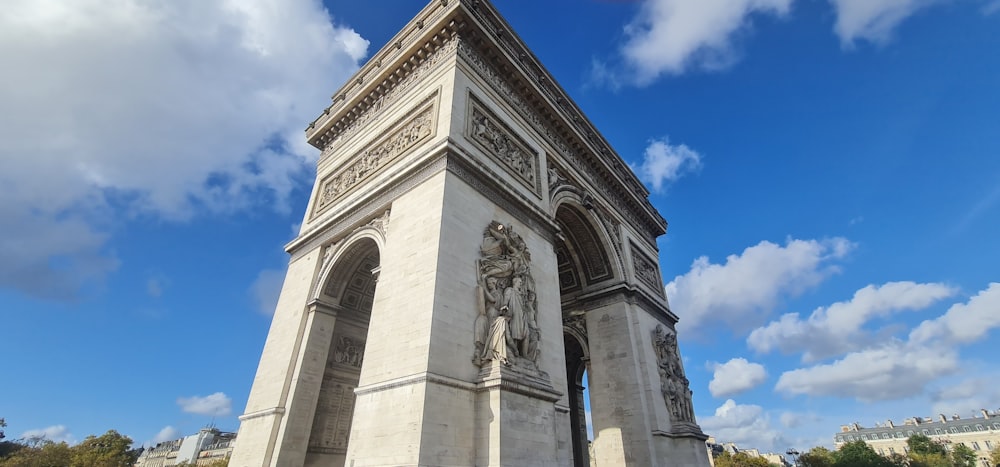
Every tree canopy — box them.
[0,428,139,467]
[714,451,774,467]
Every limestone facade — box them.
[836,410,1000,466]
[228,0,710,466]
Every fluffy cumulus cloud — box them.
[775,342,959,401]
[619,0,792,83]
[0,0,368,300]
[747,281,956,362]
[708,358,768,397]
[21,425,76,444]
[909,283,1000,345]
[634,138,702,192]
[177,392,232,416]
[666,237,853,335]
[699,400,788,453]
[827,0,942,45]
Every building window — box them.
[994,423,1000,430]
[976,424,984,431]
[985,440,993,449]
[896,432,903,438]
[962,426,971,432]
[935,429,943,435]
[889,447,895,454]
[972,442,980,450]
[924,430,931,435]
[862,435,868,440]
[882,433,890,439]
[907,430,914,436]
[949,427,958,434]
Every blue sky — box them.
[2,0,999,454]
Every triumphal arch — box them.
[229,0,710,465]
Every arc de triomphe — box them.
[228,1,710,465]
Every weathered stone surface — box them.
[229,1,710,466]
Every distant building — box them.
[835,408,1000,467]
[705,436,789,466]
[134,427,236,466]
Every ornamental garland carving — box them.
[466,95,540,195]
[652,324,695,424]
[472,221,541,369]
[313,98,437,216]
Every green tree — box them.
[908,434,948,457]
[990,447,1000,467]
[950,444,976,467]
[0,440,72,467]
[68,430,138,467]
[909,452,951,467]
[799,446,836,467]
[714,451,773,467]
[833,440,895,467]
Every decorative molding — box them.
[318,39,459,159]
[306,0,459,145]
[313,94,438,218]
[354,371,478,397]
[238,406,286,422]
[456,34,664,246]
[445,150,557,242]
[288,151,449,261]
[465,92,540,196]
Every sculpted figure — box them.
[473,221,541,368]
[652,324,694,423]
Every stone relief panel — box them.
[651,324,695,425]
[465,93,541,196]
[631,243,665,298]
[472,221,542,370]
[309,325,367,455]
[313,94,438,218]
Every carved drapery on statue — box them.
[652,324,695,424]
[473,221,541,369]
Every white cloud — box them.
[634,138,702,192]
[779,411,820,429]
[21,425,76,444]
[775,342,959,401]
[708,358,768,397]
[699,399,788,453]
[150,426,182,445]
[748,281,956,361]
[620,0,793,83]
[929,375,1000,417]
[0,0,368,299]
[250,268,286,316]
[177,392,232,416]
[666,237,853,335]
[986,0,1000,15]
[828,0,942,45]
[910,283,1000,345]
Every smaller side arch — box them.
[311,227,386,304]
[551,197,624,293]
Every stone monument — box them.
[228,0,710,465]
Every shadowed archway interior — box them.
[306,239,380,467]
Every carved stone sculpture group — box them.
[473,221,541,369]
[652,324,696,424]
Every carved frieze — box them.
[313,95,437,217]
[466,94,540,196]
[331,335,365,369]
[472,221,542,372]
[631,244,665,297]
[652,324,695,425]
[456,36,664,246]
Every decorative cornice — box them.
[455,36,663,246]
[238,406,286,422]
[354,371,477,397]
[306,0,462,147]
[312,92,438,218]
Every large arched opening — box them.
[555,202,619,467]
[304,237,380,467]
